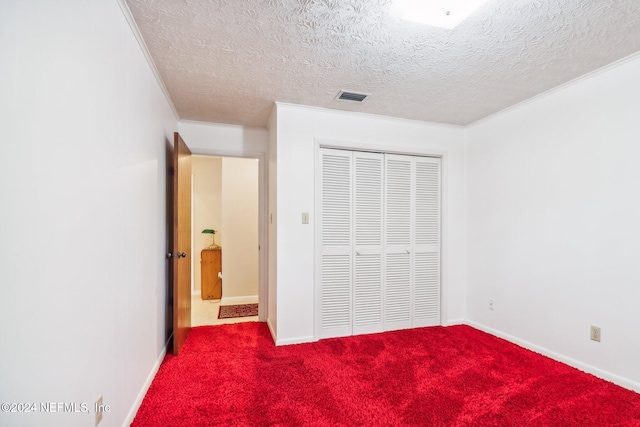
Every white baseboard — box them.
[267,317,277,343]
[270,319,463,347]
[442,318,465,326]
[122,336,170,427]
[275,335,316,346]
[465,320,640,393]
[221,295,258,304]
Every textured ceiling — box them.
[126,0,640,127]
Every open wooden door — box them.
[169,132,192,355]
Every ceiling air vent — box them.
[335,90,370,103]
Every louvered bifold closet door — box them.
[413,157,441,327]
[353,151,384,335]
[384,154,414,331]
[320,149,353,339]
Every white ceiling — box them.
[126,0,640,128]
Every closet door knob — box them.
[356,251,361,256]
[406,249,411,254]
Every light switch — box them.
[302,212,309,224]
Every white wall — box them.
[0,1,176,426]
[273,103,467,344]
[466,53,640,391]
[221,158,259,298]
[192,156,222,292]
[178,121,268,155]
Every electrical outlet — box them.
[95,395,103,426]
[590,326,601,342]
[488,298,494,311]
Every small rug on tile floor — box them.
[218,303,258,319]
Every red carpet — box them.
[132,323,640,426]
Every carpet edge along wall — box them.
[132,323,640,426]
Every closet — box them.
[319,148,441,339]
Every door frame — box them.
[313,138,449,341]
[188,148,268,322]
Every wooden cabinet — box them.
[201,248,222,300]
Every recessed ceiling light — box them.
[393,0,490,29]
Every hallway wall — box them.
[221,157,260,299]
[192,156,222,292]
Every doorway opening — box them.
[190,155,260,326]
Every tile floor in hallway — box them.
[191,294,259,327]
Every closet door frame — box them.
[314,138,447,341]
